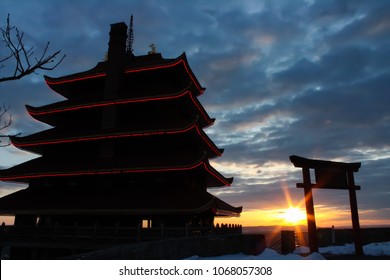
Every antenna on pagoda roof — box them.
[126,14,134,55]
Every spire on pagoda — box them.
[126,15,134,55]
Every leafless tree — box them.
[0,14,65,82]
[0,14,65,145]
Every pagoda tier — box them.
[25,86,214,128]
[9,121,223,156]
[0,186,241,218]
[43,53,205,100]
[0,154,232,186]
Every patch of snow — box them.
[187,248,325,260]
[319,241,390,256]
[1,246,10,260]
[188,241,390,260]
[293,246,310,254]
[319,244,355,255]
[363,241,390,256]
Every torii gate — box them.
[289,155,364,256]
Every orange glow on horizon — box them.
[214,208,388,229]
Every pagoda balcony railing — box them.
[0,223,242,244]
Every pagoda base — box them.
[1,222,242,259]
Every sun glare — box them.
[283,207,306,225]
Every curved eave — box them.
[177,52,206,95]
[44,62,107,96]
[44,72,106,87]
[212,196,242,217]
[10,121,223,158]
[0,191,241,217]
[44,53,205,97]
[25,104,55,126]
[26,84,190,114]
[0,157,232,188]
[204,161,234,187]
[123,52,205,96]
[0,203,217,216]
[0,189,236,216]
[213,208,242,217]
[26,88,213,127]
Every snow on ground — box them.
[188,241,390,260]
[187,249,325,260]
[2,241,389,260]
[295,241,390,256]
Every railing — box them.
[0,223,242,244]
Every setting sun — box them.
[283,207,306,225]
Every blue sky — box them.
[1,0,389,226]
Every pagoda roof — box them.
[10,120,223,157]
[0,187,242,217]
[0,155,233,187]
[26,87,214,127]
[44,53,205,98]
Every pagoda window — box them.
[142,219,152,229]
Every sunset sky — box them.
[1,0,389,228]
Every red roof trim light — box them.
[45,56,204,94]
[27,90,213,128]
[204,163,232,186]
[124,58,204,94]
[28,90,188,116]
[28,90,211,123]
[0,161,230,186]
[12,123,222,156]
[45,73,107,85]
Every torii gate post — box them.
[302,165,318,254]
[289,155,364,256]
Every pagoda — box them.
[0,22,242,258]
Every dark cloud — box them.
[326,1,390,47]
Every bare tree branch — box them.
[0,14,65,146]
[0,103,20,147]
[0,14,66,83]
